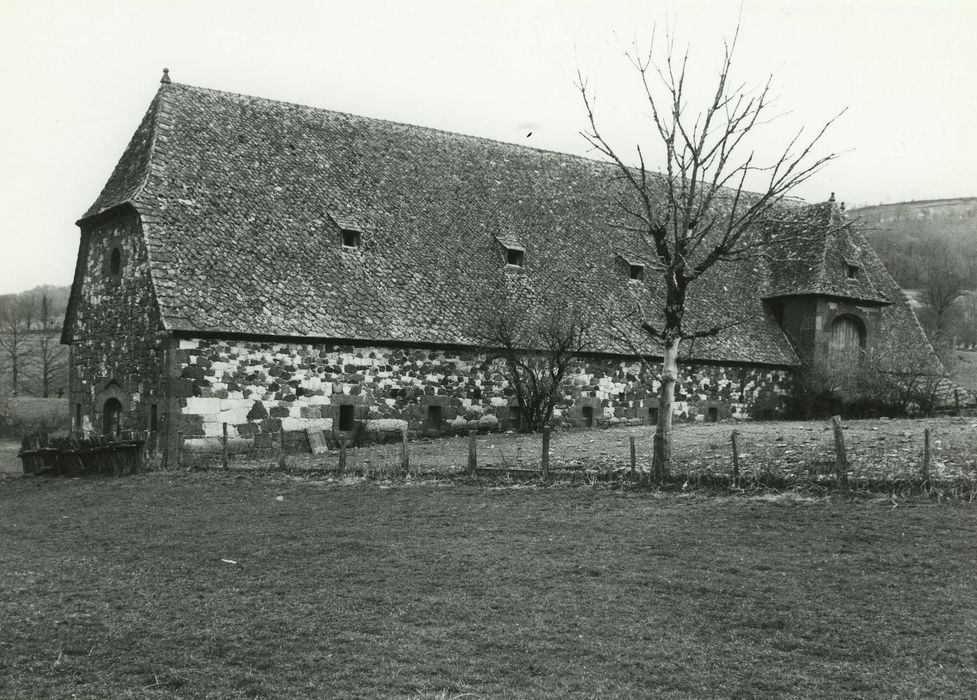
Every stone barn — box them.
[61,74,937,451]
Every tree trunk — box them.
[11,354,19,397]
[652,337,680,483]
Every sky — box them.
[1,0,975,295]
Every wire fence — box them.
[161,417,977,493]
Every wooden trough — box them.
[19,433,147,477]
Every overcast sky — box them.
[1,0,975,295]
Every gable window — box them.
[845,264,859,279]
[628,263,645,281]
[107,246,123,277]
[505,246,525,267]
[341,228,361,249]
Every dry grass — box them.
[1,473,976,698]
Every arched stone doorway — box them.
[103,397,122,435]
[828,315,866,366]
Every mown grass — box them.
[1,473,975,698]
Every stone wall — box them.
[167,337,789,450]
[67,211,167,435]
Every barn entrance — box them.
[828,315,866,366]
[102,398,122,435]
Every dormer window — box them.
[845,263,859,279]
[341,227,361,249]
[505,246,525,267]
[618,254,645,282]
[495,235,526,268]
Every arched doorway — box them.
[828,315,866,366]
[103,398,122,435]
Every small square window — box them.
[581,405,594,427]
[628,264,645,281]
[845,264,858,279]
[341,228,361,248]
[425,405,442,432]
[505,247,524,267]
[338,404,355,431]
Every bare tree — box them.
[35,294,67,398]
[578,28,842,480]
[920,240,970,342]
[0,294,36,396]
[476,300,592,433]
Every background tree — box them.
[918,239,970,343]
[34,293,67,398]
[0,293,37,396]
[476,300,592,433]
[578,28,842,480]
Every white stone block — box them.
[490,397,508,407]
[179,339,199,350]
[220,398,252,412]
[219,408,251,425]
[311,418,333,431]
[281,417,306,431]
[366,418,408,432]
[184,397,221,415]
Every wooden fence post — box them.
[629,435,636,476]
[278,427,286,469]
[221,422,228,470]
[954,389,960,416]
[339,439,347,474]
[401,428,410,475]
[541,427,550,481]
[831,415,848,485]
[730,430,740,487]
[922,428,931,484]
[176,431,184,469]
[467,429,477,475]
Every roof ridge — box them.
[130,85,167,208]
[165,80,625,170]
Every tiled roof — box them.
[763,200,890,304]
[75,81,917,367]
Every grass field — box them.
[0,439,20,473]
[0,396,69,438]
[2,473,976,698]
[183,417,977,490]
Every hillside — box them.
[850,197,977,289]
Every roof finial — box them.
[160,68,171,85]
[829,192,835,202]
[840,202,846,211]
